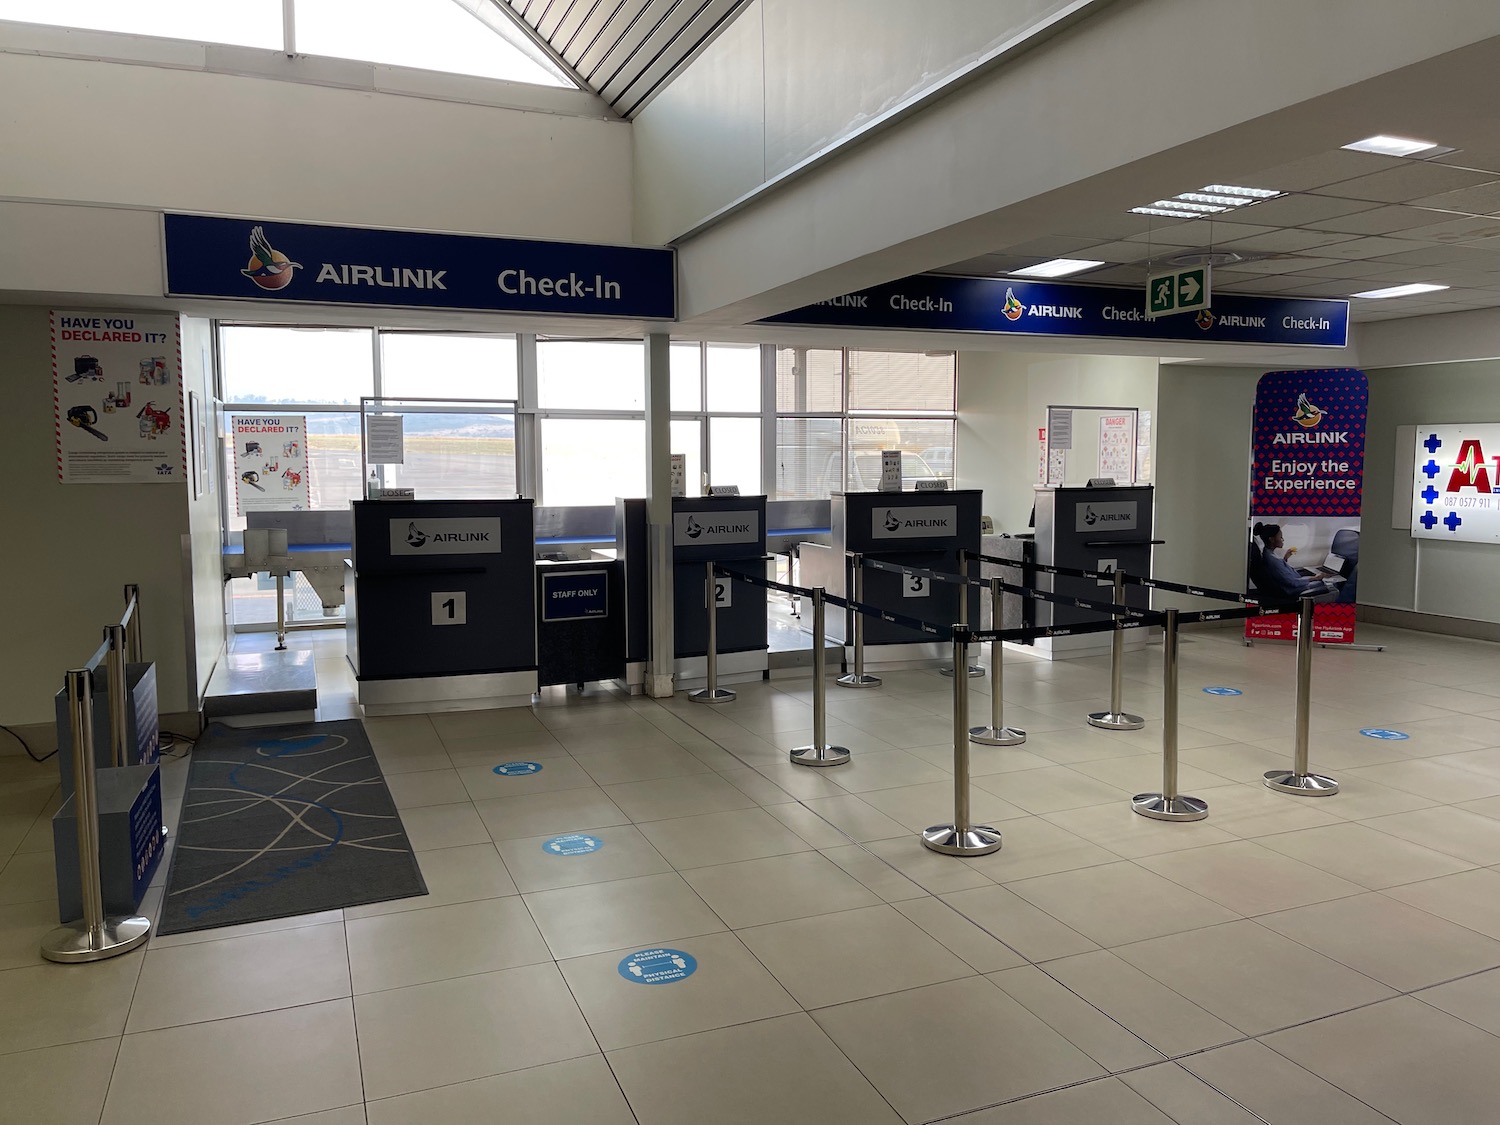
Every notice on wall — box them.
[366,414,405,465]
[1047,408,1073,451]
[1245,369,1368,645]
[1097,414,1135,481]
[670,453,686,498]
[1136,410,1153,484]
[232,415,310,513]
[52,310,185,484]
[1411,424,1500,543]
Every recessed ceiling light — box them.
[1129,206,1196,218]
[1343,135,1441,158]
[1150,199,1230,213]
[1350,282,1449,299]
[1010,258,1105,278]
[1176,192,1254,207]
[1201,184,1282,199]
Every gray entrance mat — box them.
[157,719,426,935]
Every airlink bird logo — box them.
[883,510,901,532]
[685,517,703,539]
[1196,309,1215,331]
[1292,392,1326,429]
[1002,288,1025,321]
[241,226,300,291]
[406,522,428,548]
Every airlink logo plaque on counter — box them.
[389,518,504,556]
[762,274,1348,347]
[163,214,676,320]
[872,506,957,539]
[673,512,760,546]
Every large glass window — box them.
[847,349,957,412]
[371,405,517,500]
[221,327,373,406]
[670,343,703,412]
[706,344,762,413]
[381,333,518,400]
[776,347,843,412]
[670,419,703,498]
[709,417,762,495]
[541,418,646,506]
[0,0,283,47]
[537,340,645,411]
[775,417,843,500]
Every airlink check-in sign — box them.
[389,518,503,556]
[1075,502,1138,532]
[871,506,957,539]
[673,511,760,546]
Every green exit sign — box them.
[1146,266,1211,318]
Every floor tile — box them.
[820,843,927,902]
[1187,782,1346,838]
[762,798,863,847]
[1041,801,1238,859]
[857,781,1027,833]
[861,834,998,894]
[608,1013,902,1125]
[1117,1063,1264,1125]
[262,1105,366,1125]
[0,897,68,970]
[524,871,725,959]
[681,849,881,927]
[717,766,798,806]
[962,816,1122,884]
[1114,919,1395,1035]
[1264,996,1500,1125]
[395,801,490,851]
[1257,891,1500,990]
[940,883,1100,963]
[0,1037,119,1125]
[738,903,977,1008]
[800,794,912,842]
[812,976,1104,1123]
[345,841,516,917]
[892,896,1027,973]
[1256,821,1475,890]
[148,909,343,950]
[126,921,349,1032]
[1043,949,1241,1056]
[346,896,550,993]
[475,787,630,842]
[456,758,596,801]
[974,766,1125,815]
[1382,867,1500,939]
[495,824,671,892]
[1181,1038,1412,1125]
[1416,965,1500,1036]
[637,806,811,869]
[946,1076,1176,1124]
[603,773,757,822]
[825,749,951,792]
[559,929,797,1049]
[1349,758,1500,802]
[365,1055,635,1125]
[103,1000,362,1125]
[0,955,140,1054]
[354,963,593,1101]
[1006,861,1240,947]
[1363,806,1500,865]
[1138,839,1364,915]
[987,964,1162,1071]
[0,849,56,905]
[382,768,469,810]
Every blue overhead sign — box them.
[162,213,676,320]
[761,274,1349,347]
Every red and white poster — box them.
[1245,368,1368,644]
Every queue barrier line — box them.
[714,563,954,639]
[972,551,1252,606]
[860,555,1142,621]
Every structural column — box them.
[644,332,675,698]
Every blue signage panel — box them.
[543,833,605,855]
[163,213,676,320]
[541,569,610,622]
[618,947,698,985]
[761,274,1349,347]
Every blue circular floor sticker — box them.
[1361,728,1410,740]
[542,833,604,856]
[493,761,543,776]
[1203,687,1244,696]
[618,948,697,985]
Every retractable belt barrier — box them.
[972,551,1253,606]
[714,563,952,640]
[859,555,1143,621]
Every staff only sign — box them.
[1245,369,1368,644]
[1410,425,1500,543]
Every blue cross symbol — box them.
[1445,512,1463,532]
[1422,485,1439,505]
[1423,459,1441,479]
[1420,511,1438,530]
[1424,433,1442,453]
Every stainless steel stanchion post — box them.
[1088,570,1145,730]
[104,624,129,769]
[970,579,1025,746]
[837,553,881,688]
[274,574,288,651]
[40,669,151,963]
[689,561,736,704]
[1264,597,1339,796]
[940,550,985,678]
[122,584,143,663]
[1132,608,1209,821]
[923,628,1003,855]
[791,588,851,767]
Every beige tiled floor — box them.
[6,624,1500,1122]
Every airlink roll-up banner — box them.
[1245,368,1368,644]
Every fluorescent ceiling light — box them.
[1350,282,1449,299]
[1150,199,1229,213]
[1177,192,1254,207]
[1129,206,1197,218]
[1010,258,1105,278]
[1343,135,1441,157]
[1202,184,1281,199]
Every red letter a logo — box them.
[1447,439,1492,493]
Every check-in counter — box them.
[1033,484,1156,659]
[535,559,625,689]
[346,498,537,713]
[671,495,768,683]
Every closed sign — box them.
[542,570,608,622]
[390,517,503,555]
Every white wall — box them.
[0,50,633,247]
[956,350,1157,532]
[0,304,199,727]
